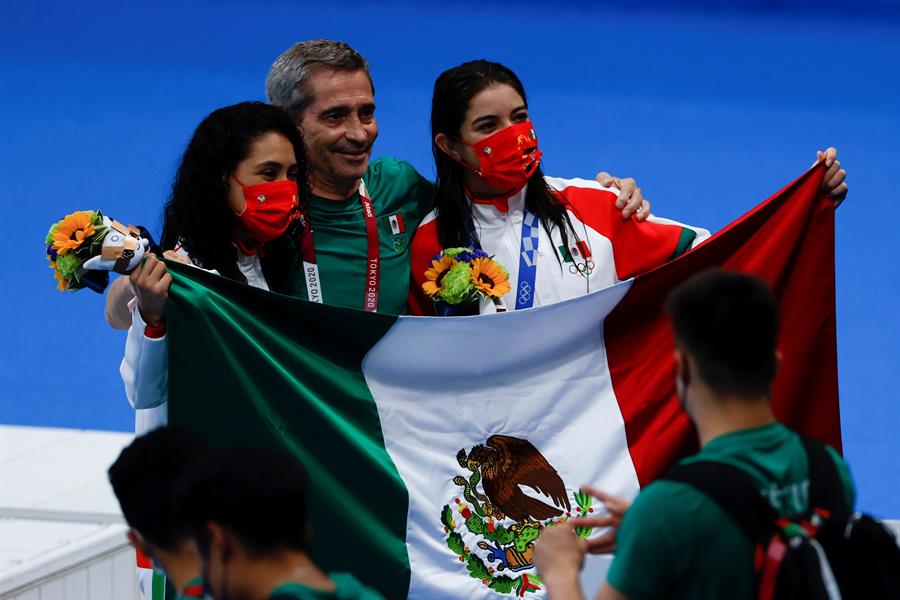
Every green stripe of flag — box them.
[166,262,411,598]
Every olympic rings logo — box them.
[569,260,595,277]
[519,281,533,303]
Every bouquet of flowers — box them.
[422,247,511,315]
[45,210,151,293]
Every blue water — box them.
[1,0,898,517]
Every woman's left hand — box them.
[817,147,848,207]
[595,172,651,221]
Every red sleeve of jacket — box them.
[558,186,691,280]
[406,217,441,316]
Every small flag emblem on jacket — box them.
[572,240,592,260]
[388,213,405,235]
[558,240,592,262]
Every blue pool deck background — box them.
[1,0,898,517]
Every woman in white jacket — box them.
[409,60,710,316]
[121,102,308,433]
[409,60,846,315]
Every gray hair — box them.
[265,39,373,123]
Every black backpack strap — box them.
[664,460,777,543]
[799,435,850,521]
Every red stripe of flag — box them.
[604,163,839,486]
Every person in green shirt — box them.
[181,447,383,600]
[108,426,210,600]
[532,269,856,600]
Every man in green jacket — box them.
[533,269,856,600]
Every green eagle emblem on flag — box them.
[440,435,596,595]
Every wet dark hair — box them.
[160,101,308,291]
[431,60,573,251]
[180,447,309,557]
[108,426,209,551]
[665,269,780,398]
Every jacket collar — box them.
[467,186,528,225]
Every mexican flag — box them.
[166,163,839,599]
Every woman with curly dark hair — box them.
[158,101,308,288]
[115,101,309,440]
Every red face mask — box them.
[232,177,299,253]
[461,120,543,194]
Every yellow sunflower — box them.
[422,255,457,297]
[52,211,95,255]
[471,257,511,298]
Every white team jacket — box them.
[409,177,710,315]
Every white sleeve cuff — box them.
[119,309,168,410]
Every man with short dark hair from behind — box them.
[108,426,208,599]
[533,269,857,600]
[180,447,383,600]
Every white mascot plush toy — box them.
[82,217,150,274]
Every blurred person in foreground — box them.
[180,447,383,600]
[108,426,209,599]
[532,269,856,600]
